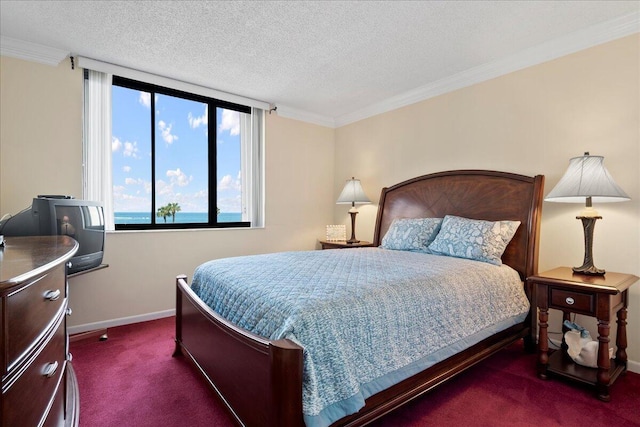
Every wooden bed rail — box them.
[174,275,304,426]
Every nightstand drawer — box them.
[550,288,594,314]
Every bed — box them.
[174,169,545,427]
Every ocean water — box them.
[115,212,242,224]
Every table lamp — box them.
[545,152,630,275]
[336,177,371,243]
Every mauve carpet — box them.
[70,317,640,426]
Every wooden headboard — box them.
[373,170,545,280]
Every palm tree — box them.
[167,202,181,223]
[156,205,170,223]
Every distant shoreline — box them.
[114,211,242,224]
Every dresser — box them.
[1,236,80,426]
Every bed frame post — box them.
[524,174,545,352]
[172,274,186,357]
[270,340,304,426]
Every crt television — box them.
[0,196,105,275]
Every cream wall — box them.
[0,56,336,328]
[0,57,83,209]
[334,35,640,367]
[1,34,639,366]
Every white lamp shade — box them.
[336,177,371,205]
[545,154,630,203]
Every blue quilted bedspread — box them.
[191,248,529,427]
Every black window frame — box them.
[111,75,251,231]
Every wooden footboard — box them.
[174,275,304,426]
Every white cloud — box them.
[112,176,153,212]
[123,141,139,158]
[112,184,151,213]
[113,136,140,158]
[123,177,150,192]
[122,166,131,173]
[217,194,242,213]
[188,105,208,129]
[139,92,151,108]
[219,109,240,136]
[158,120,178,144]
[218,173,241,191]
[193,189,208,199]
[112,136,123,152]
[166,168,191,187]
[218,174,233,190]
[156,179,172,196]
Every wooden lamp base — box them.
[346,210,360,244]
[573,216,605,276]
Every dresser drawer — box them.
[550,288,594,314]
[5,265,66,369]
[3,314,66,427]
[42,373,65,427]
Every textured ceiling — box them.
[1,1,638,126]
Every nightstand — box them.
[528,267,638,401]
[319,240,374,250]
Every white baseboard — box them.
[68,309,175,335]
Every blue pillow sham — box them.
[380,217,443,253]
[427,215,520,265]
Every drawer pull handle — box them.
[42,361,59,378]
[44,289,61,301]
[565,297,575,305]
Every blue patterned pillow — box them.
[427,215,520,265]
[380,218,443,253]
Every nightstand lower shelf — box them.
[545,350,626,388]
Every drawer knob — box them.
[44,289,61,301]
[42,361,59,378]
[565,296,575,305]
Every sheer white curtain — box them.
[83,70,115,231]
[240,108,265,227]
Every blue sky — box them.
[111,86,242,215]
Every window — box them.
[84,70,264,231]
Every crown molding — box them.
[335,11,640,128]
[1,11,637,128]
[0,36,69,66]
[274,104,336,128]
